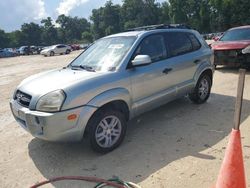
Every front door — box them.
[129,34,178,116]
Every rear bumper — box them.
[10,99,97,142]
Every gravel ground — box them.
[0,51,249,188]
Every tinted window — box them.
[135,35,167,62]
[165,32,192,57]
[187,33,201,51]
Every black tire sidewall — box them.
[190,74,212,104]
[88,109,127,153]
[50,51,54,56]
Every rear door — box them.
[164,32,202,95]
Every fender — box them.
[193,61,213,84]
[87,88,132,110]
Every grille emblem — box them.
[16,92,30,103]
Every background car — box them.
[211,25,250,68]
[69,44,80,51]
[0,48,17,58]
[40,44,71,57]
[17,46,33,55]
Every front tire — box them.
[189,74,212,104]
[66,49,70,54]
[87,109,127,153]
[50,51,55,56]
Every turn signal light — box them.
[67,114,77,120]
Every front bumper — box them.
[10,99,97,142]
[214,49,250,67]
[40,51,50,55]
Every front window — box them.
[135,35,167,62]
[70,36,136,72]
[220,28,250,41]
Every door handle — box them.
[162,68,172,74]
[193,59,201,64]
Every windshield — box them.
[70,36,136,72]
[220,28,250,41]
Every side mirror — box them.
[131,55,152,67]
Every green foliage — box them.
[82,31,93,43]
[1,0,250,48]
[0,29,10,48]
[90,1,121,39]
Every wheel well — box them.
[201,69,213,84]
[98,100,130,121]
[83,100,130,137]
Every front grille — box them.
[214,49,241,58]
[14,90,32,107]
[214,49,243,65]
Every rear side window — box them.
[187,33,201,51]
[135,34,167,62]
[165,32,192,57]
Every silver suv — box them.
[10,25,214,153]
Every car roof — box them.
[104,24,195,38]
[229,25,250,30]
[105,29,196,39]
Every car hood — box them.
[211,40,250,50]
[18,68,104,97]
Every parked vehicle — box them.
[18,46,33,55]
[10,24,214,153]
[80,43,90,50]
[211,25,250,68]
[40,44,71,56]
[0,48,17,58]
[29,46,44,54]
[70,44,80,51]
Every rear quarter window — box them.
[187,33,201,51]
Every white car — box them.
[41,44,71,57]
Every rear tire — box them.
[66,49,70,54]
[189,74,212,104]
[87,108,127,153]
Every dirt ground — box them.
[0,51,249,188]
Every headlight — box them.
[36,90,66,112]
[242,45,250,54]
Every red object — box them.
[70,44,80,50]
[211,25,250,50]
[67,114,77,120]
[211,25,250,67]
[211,40,250,50]
[213,129,246,188]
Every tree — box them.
[121,0,160,29]
[90,1,121,39]
[0,29,10,48]
[41,17,58,45]
[169,0,189,24]
[20,22,42,45]
[82,31,93,43]
[56,14,90,43]
[160,2,171,24]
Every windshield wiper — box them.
[71,65,95,72]
[80,65,96,72]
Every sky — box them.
[0,0,166,32]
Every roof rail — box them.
[126,24,190,31]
